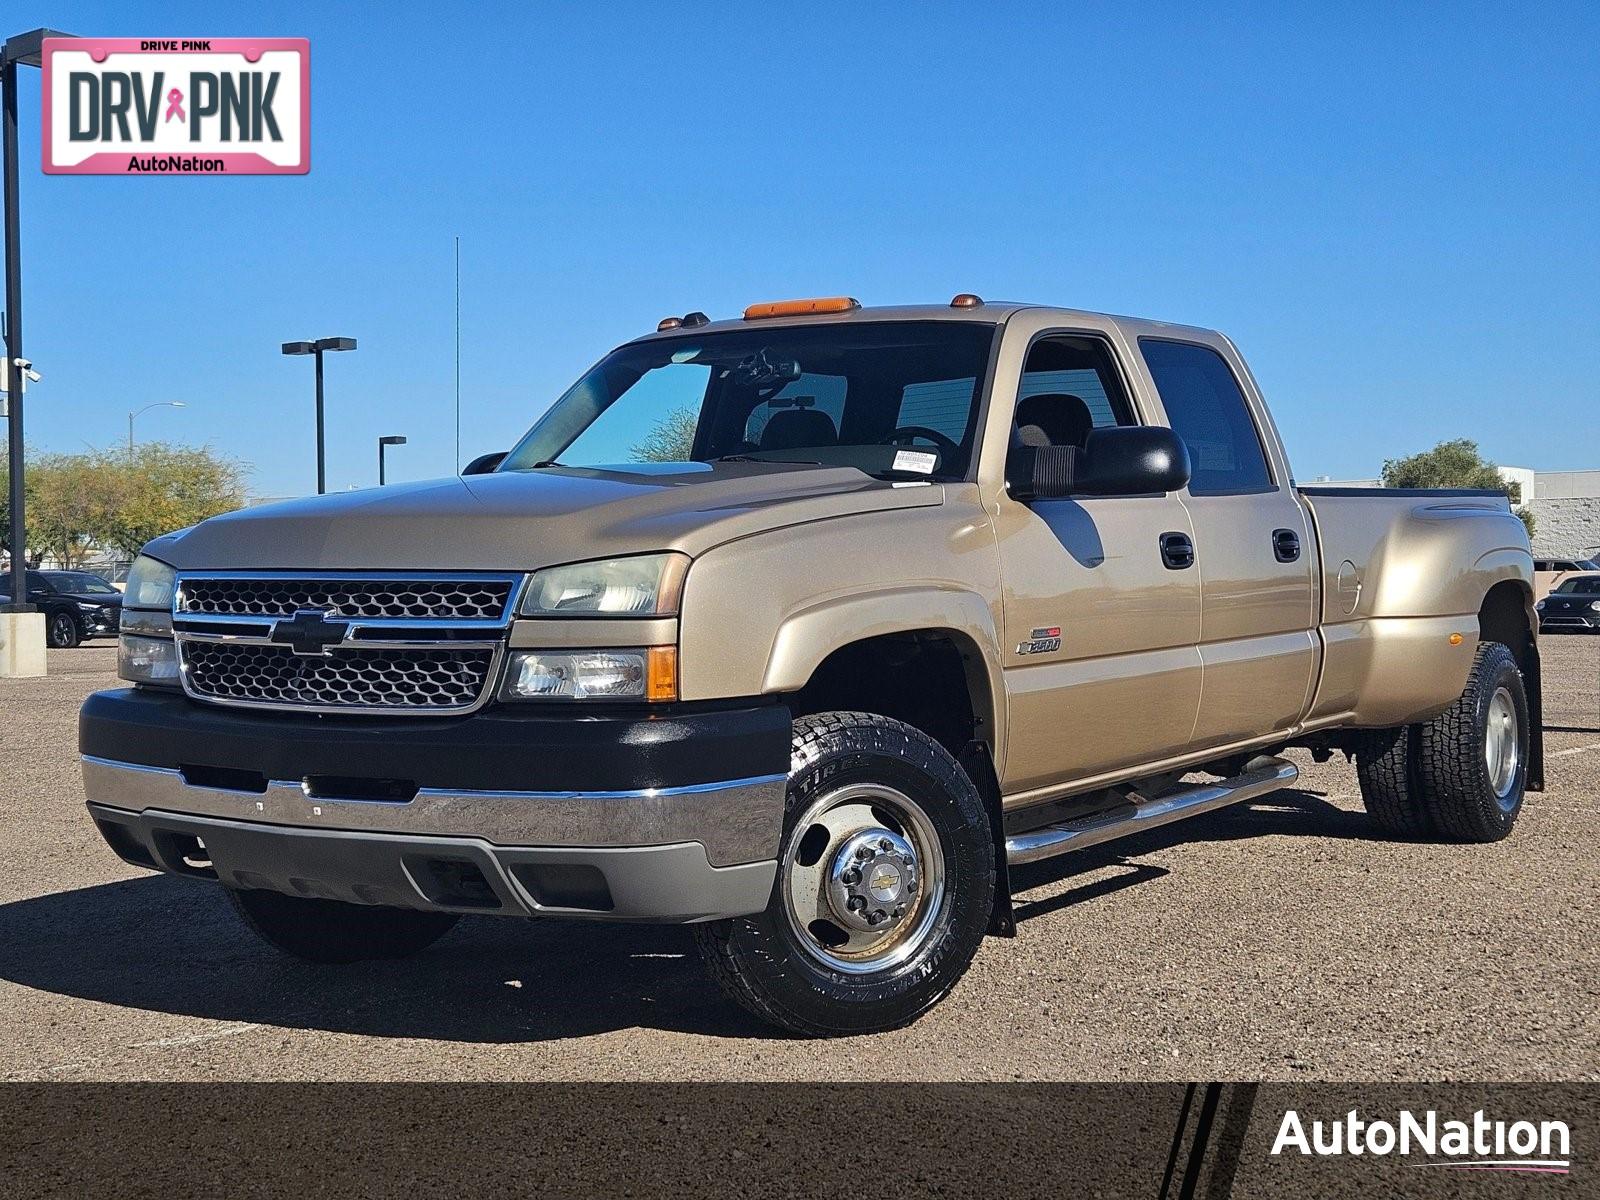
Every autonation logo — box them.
[1272,1108,1572,1175]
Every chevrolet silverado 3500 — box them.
[82,296,1541,1035]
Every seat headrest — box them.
[1014,393,1094,448]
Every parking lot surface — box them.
[2,640,1596,1081]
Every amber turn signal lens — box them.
[1449,632,1464,646]
[743,296,860,320]
[646,645,678,702]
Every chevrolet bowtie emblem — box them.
[269,608,351,657]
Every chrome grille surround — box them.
[172,571,524,716]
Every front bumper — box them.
[80,688,791,922]
[1539,614,1600,631]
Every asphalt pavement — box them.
[2,639,1596,1081]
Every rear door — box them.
[1135,337,1318,750]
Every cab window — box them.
[1013,335,1136,450]
[1139,338,1273,495]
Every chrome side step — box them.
[1004,755,1299,866]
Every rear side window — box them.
[1139,339,1272,495]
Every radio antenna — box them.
[454,235,461,472]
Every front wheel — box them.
[695,711,995,1036]
[47,610,82,648]
[226,887,459,963]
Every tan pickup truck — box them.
[83,296,1540,1036]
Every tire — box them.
[695,711,995,1037]
[1413,641,1529,842]
[1356,725,1434,837]
[46,610,82,649]
[226,887,459,964]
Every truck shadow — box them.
[0,874,776,1043]
[0,786,1373,1043]
[1007,786,1383,925]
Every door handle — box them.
[1272,528,1301,563]
[1159,531,1195,570]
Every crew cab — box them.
[81,296,1541,1036]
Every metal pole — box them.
[378,438,386,486]
[2,58,29,611]
[314,346,326,494]
[127,412,134,455]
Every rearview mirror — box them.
[1007,426,1190,500]
[461,451,507,476]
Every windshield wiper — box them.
[716,454,822,465]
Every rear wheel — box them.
[1356,726,1433,837]
[1357,641,1528,843]
[695,711,994,1036]
[1414,642,1528,842]
[47,610,82,648]
[226,887,459,963]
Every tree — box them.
[628,406,699,463]
[1381,438,1536,539]
[1,442,248,567]
[104,442,249,557]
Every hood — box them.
[148,462,944,571]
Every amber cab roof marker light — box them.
[657,316,684,332]
[743,296,861,320]
[950,293,984,308]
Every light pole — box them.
[2,28,72,678]
[128,401,186,453]
[378,435,406,485]
[281,336,357,494]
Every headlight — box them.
[1535,600,1545,611]
[501,647,677,701]
[118,635,181,685]
[124,555,177,610]
[1590,601,1600,612]
[520,553,689,617]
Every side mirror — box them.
[1008,426,1190,499]
[461,451,507,476]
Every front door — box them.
[994,333,1202,796]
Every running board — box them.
[1004,756,1299,867]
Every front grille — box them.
[180,641,496,712]
[178,576,515,622]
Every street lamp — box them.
[128,401,186,453]
[2,29,74,677]
[281,336,357,494]
[377,435,407,486]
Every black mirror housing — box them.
[461,451,508,476]
[1008,426,1190,499]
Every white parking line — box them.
[1548,741,1600,759]
[131,1022,260,1050]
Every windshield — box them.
[502,321,997,480]
[1554,576,1600,595]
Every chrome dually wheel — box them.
[1484,684,1521,811]
[782,782,947,974]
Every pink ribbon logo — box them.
[164,88,185,123]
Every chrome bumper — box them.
[82,755,785,923]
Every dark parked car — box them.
[1536,574,1600,633]
[0,569,123,647]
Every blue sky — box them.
[8,2,1599,496]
